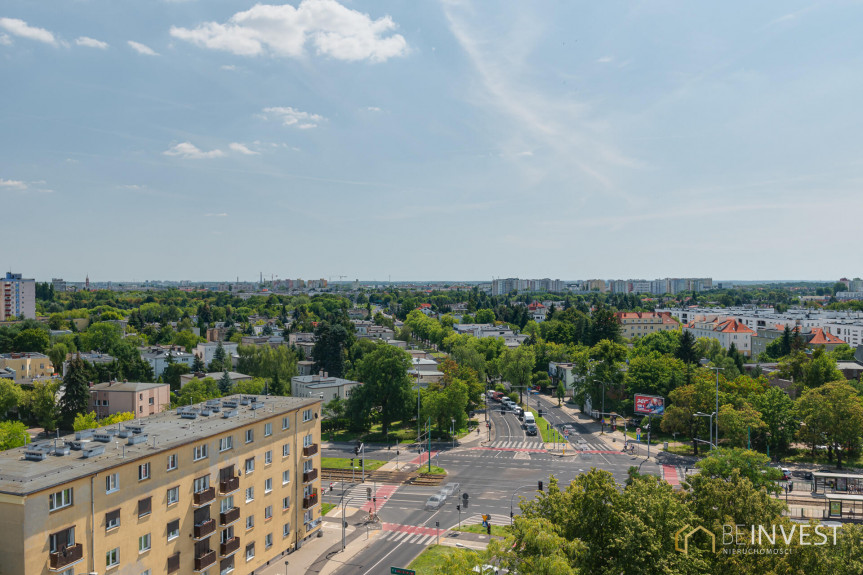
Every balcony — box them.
[194,486,216,506]
[219,507,240,526]
[303,468,318,483]
[220,536,240,557]
[219,476,239,495]
[194,518,216,539]
[303,491,318,509]
[194,550,216,572]
[302,443,318,457]
[49,544,83,570]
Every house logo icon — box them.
[674,524,717,554]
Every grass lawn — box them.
[325,421,420,444]
[408,545,462,575]
[417,465,447,475]
[456,524,510,537]
[321,457,386,471]
[321,503,335,516]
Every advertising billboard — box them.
[634,394,665,415]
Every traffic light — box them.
[538,409,543,417]
[538,480,543,491]
[487,523,491,535]
[350,458,354,466]
[463,498,468,509]
[456,504,460,512]
[329,483,333,492]
[354,445,360,456]
[359,459,363,467]
[366,487,371,500]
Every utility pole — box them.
[428,418,432,473]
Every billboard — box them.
[634,394,665,415]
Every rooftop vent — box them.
[125,423,146,434]
[67,440,89,451]
[93,433,113,443]
[222,409,238,419]
[117,427,133,438]
[179,408,198,420]
[239,397,251,406]
[127,433,148,446]
[82,445,105,458]
[250,401,265,410]
[75,429,95,441]
[24,449,47,461]
[52,445,71,456]
[200,408,211,417]
[222,400,238,409]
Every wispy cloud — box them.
[76,36,109,49]
[260,106,325,129]
[221,64,237,71]
[170,0,407,62]
[204,212,228,217]
[163,142,224,159]
[0,34,11,46]
[0,17,56,45]
[366,106,382,112]
[128,40,159,56]
[597,55,614,63]
[229,142,259,155]
[0,178,28,190]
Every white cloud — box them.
[170,0,408,62]
[597,55,613,63]
[76,36,109,49]
[0,34,11,46]
[221,64,237,70]
[366,106,382,112]
[0,17,56,45]
[204,213,228,217]
[261,106,325,129]
[163,142,224,159]
[0,178,27,190]
[128,40,159,56]
[229,142,259,155]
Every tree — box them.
[500,345,535,406]
[210,341,228,372]
[0,378,23,418]
[312,322,354,378]
[795,381,863,467]
[750,386,795,455]
[13,328,50,353]
[174,377,221,406]
[589,304,621,345]
[73,411,135,431]
[163,363,191,392]
[23,380,60,431]
[348,344,412,435]
[269,372,286,396]
[556,381,566,406]
[219,370,233,395]
[803,348,844,389]
[0,421,29,451]
[47,343,70,374]
[474,309,495,324]
[59,353,91,428]
[191,353,206,373]
[717,402,765,449]
[80,322,123,353]
[675,330,698,364]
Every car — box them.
[441,483,460,497]
[781,468,791,480]
[525,424,538,436]
[425,494,444,510]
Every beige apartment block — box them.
[0,352,54,383]
[0,394,322,575]
[614,312,679,340]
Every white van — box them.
[523,412,536,427]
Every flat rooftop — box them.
[90,382,168,392]
[0,394,319,496]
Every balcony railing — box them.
[219,507,240,526]
[194,486,216,506]
[302,443,318,457]
[220,536,240,557]
[303,492,318,509]
[303,468,318,483]
[219,475,239,495]
[194,518,216,539]
[49,544,83,570]
[194,550,216,571]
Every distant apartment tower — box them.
[52,278,67,293]
[1,272,36,320]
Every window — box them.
[302,409,312,422]
[244,457,255,474]
[167,486,179,505]
[304,510,313,523]
[282,496,291,510]
[167,519,180,540]
[282,444,290,458]
[265,533,273,549]
[282,416,290,430]
[303,434,313,447]
[167,453,178,471]
[106,547,120,568]
[220,496,234,513]
[282,470,290,485]
[264,478,272,493]
[49,526,75,553]
[138,462,150,481]
[168,552,181,574]
[141,570,151,575]
[303,459,313,473]
[138,533,151,553]
[220,555,234,575]
[220,526,234,543]
[105,474,119,494]
[49,488,74,511]
[264,450,272,465]
[264,505,272,520]
[245,515,254,530]
[245,487,254,503]
[245,429,254,444]
[264,422,272,436]
[219,436,233,452]
[106,509,121,530]
[138,497,152,518]
[245,542,255,561]
[193,444,208,461]
[283,523,290,537]
[194,475,210,493]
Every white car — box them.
[442,483,460,498]
[425,494,444,510]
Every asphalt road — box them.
[322,394,662,575]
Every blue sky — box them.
[2,1,862,283]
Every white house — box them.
[139,347,195,378]
[194,341,239,366]
[684,318,755,357]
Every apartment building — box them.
[615,312,678,339]
[0,394,322,575]
[0,352,54,383]
[292,374,362,402]
[139,347,196,379]
[89,381,171,419]
[194,342,240,367]
[1,272,36,320]
[684,318,755,357]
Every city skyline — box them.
[3,1,863,281]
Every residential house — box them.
[684,318,755,357]
[0,352,54,383]
[139,347,196,379]
[0,272,35,320]
[292,374,362,402]
[194,342,239,367]
[89,381,170,418]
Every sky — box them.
[2,0,862,283]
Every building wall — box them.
[0,354,54,382]
[0,401,322,575]
[1,273,36,321]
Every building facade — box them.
[0,352,54,383]
[614,312,678,339]
[1,272,36,320]
[291,374,362,402]
[89,382,171,419]
[0,394,322,575]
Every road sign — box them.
[462,492,469,500]
[636,433,641,442]
[391,569,415,575]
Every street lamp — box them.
[285,560,289,575]
[701,360,723,447]
[509,484,540,525]
[596,380,610,434]
[695,412,716,449]
[451,418,456,450]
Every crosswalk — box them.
[341,483,400,509]
[486,441,546,450]
[463,513,510,526]
[377,530,438,545]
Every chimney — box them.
[318,370,324,377]
[88,381,93,388]
[324,372,328,379]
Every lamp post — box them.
[451,418,455,450]
[510,484,539,525]
[701,361,723,447]
[285,560,289,575]
[596,380,610,434]
[695,412,716,449]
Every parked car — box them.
[425,494,445,510]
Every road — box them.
[322,393,661,575]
